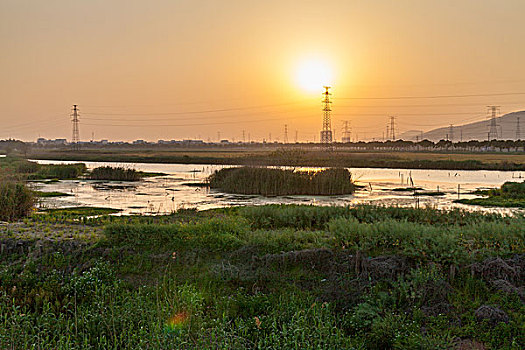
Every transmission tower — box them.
[242,130,246,143]
[71,105,80,149]
[295,130,298,143]
[487,106,500,140]
[320,86,333,144]
[342,120,352,143]
[284,124,288,144]
[516,116,521,140]
[389,116,396,140]
[449,124,454,142]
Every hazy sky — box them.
[2,0,525,142]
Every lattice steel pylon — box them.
[320,86,333,144]
[389,116,396,140]
[342,120,351,143]
[516,116,521,140]
[71,104,80,150]
[487,106,500,140]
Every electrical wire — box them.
[338,92,525,100]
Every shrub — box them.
[0,181,35,221]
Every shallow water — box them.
[31,160,524,215]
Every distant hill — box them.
[399,110,525,141]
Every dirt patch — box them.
[357,254,408,280]
[475,305,509,325]
[470,256,524,284]
[454,338,486,350]
[252,248,335,272]
[490,279,525,300]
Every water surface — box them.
[32,160,524,215]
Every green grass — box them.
[209,167,355,196]
[0,205,523,349]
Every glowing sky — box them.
[2,0,525,142]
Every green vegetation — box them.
[39,206,122,217]
[31,163,86,180]
[413,191,445,196]
[29,147,525,171]
[391,187,424,192]
[209,167,354,196]
[88,166,143,181]
[456,181,525,208]
[0,181,35,221]
[0,205,523,348]
[0,156,86,180]
[33,190,72,198]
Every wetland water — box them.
[32,160,524,215]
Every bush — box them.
[0,181,35,221]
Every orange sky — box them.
[2,0,525,142]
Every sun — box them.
[295,59,333,93]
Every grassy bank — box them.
[456,181,525,208]
[0,205,523,349]
[28,148,525,171]
[209,167,354,196]
[0,156,86,181]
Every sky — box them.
[2,0,525,142]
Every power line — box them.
[80,113,318,128]
[82,100,307,116]
[339,91,525,100]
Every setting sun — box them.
[295,59,333,93]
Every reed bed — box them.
[88,166,142,181]
[209,167,354,196]
[0,180,35,221]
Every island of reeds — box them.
[88,166,143,181]
[456,181,525,208]
[208,167,355,196]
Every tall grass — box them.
[0,181,35,221]
[209,167,354,195]
[89,166,142,181]
[237,204,509,230]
